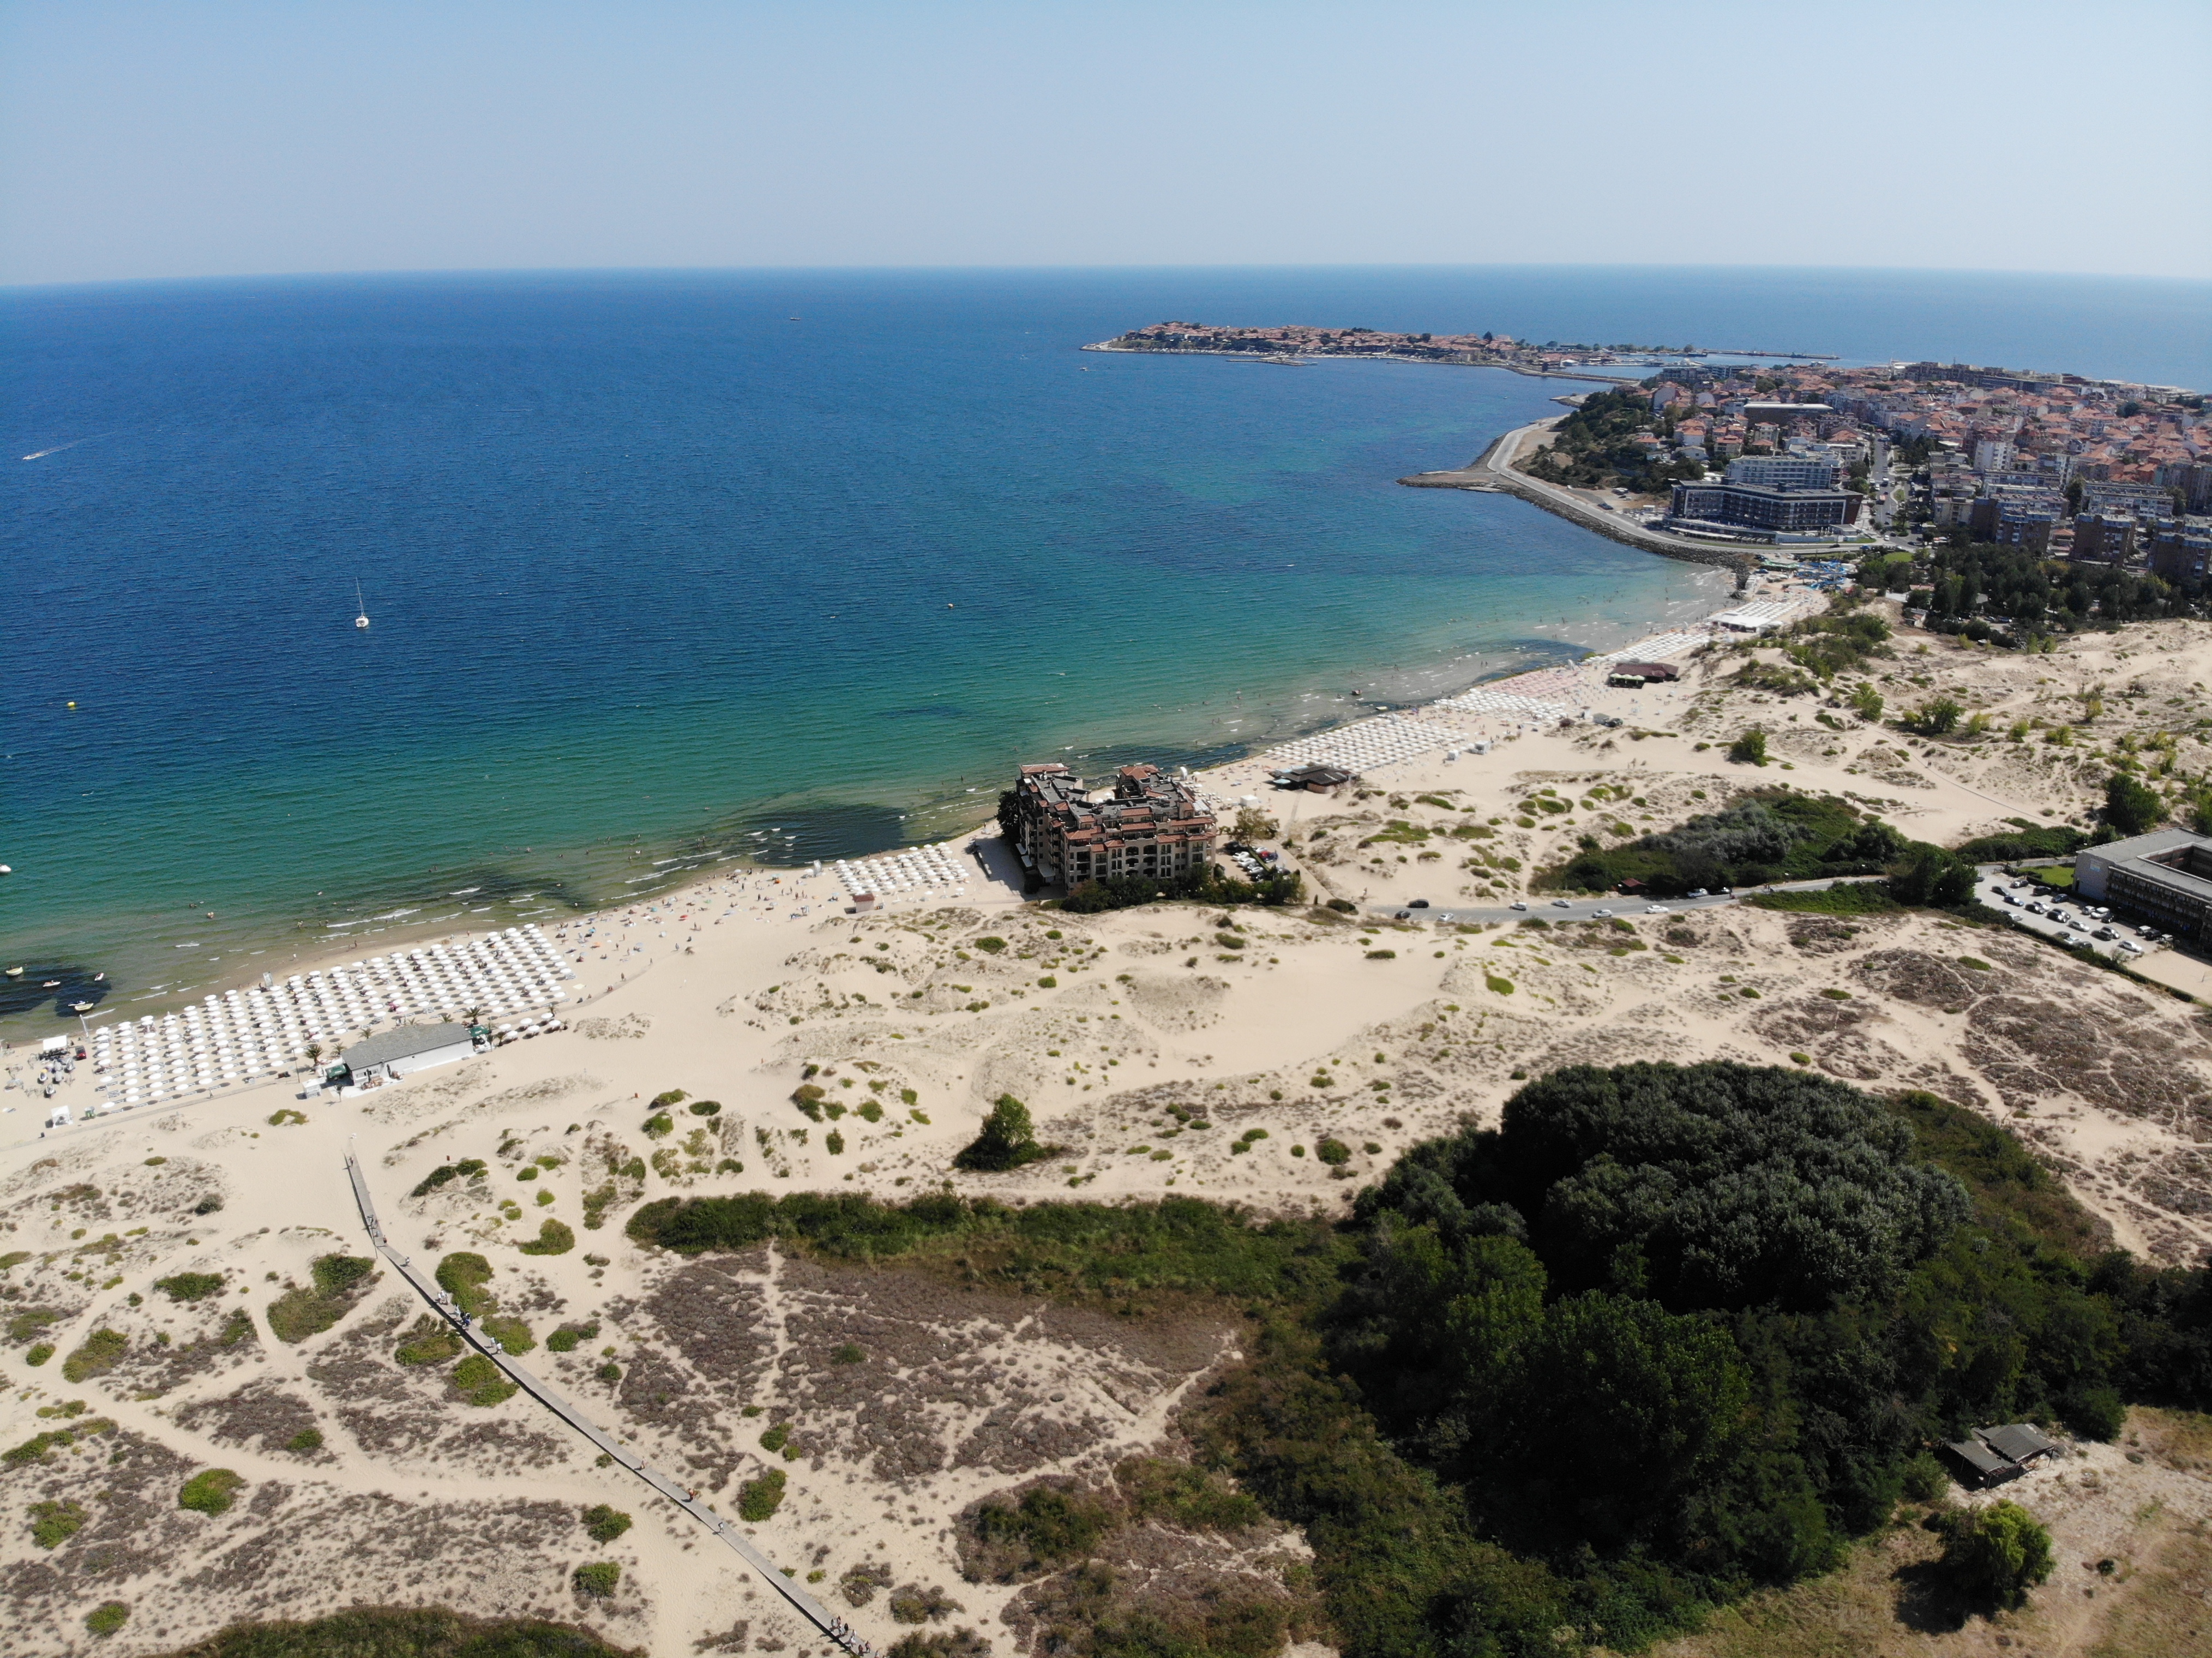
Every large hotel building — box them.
[1006,763,1218,887]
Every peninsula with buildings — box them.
[1092,322,2211,597]
[1085,319,1837,376]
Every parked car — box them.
[2120,939,2144,954]
[1552,898,1573,909]
[1394,910,1411,921]
[1408,899,1429,908]
[2093,926,2118,940]
[1686,888,1708,898]
[2026,900,2047,914]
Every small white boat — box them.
[354,578,370,630]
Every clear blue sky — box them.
[3,0,2207,286]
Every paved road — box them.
[1365,892,1740,926]
[1472,423,1761,558]
[342,1150,874,1656]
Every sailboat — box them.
[354,579,370,630]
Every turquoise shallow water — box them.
[4,266,2205,1024]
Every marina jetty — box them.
[1401,416,1760,582]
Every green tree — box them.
[1936,1500,2053,1607]
[1728,728,1769,766]
[2104,772,2165,837]
[573,1561,622,1598]
[582,1504,632,1543]
[1232,806,1281,842]
[1906,696,1963,735]
[1849,682,1883,722]
[2184,779,2212,835]
[1888,843,1974,907]
[953,1095,1051,1172]
[1512,1290,1754,1516]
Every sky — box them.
[2,0,2208,286]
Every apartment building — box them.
[1723,454,1840,489]
[1005,762,1217,888]
[2071,512,2142,563]
[2148,523,2211,584]
[1667,479,1860,536]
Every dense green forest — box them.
[1544,789,1909,897]
[619,1065,2212,1658]
[1865,537,2202,638]
[145,1607,632,1657]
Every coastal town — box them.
[1087,319,1838,375]
[1099,322,2212,605]
[1625,357,2210,570]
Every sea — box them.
[5,265,2209,1026]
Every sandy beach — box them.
[5,600,2212,1654]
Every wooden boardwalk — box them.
[341,1146,875,1656]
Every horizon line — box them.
[7,260,2212,295]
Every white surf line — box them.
[340,1148,878,1657]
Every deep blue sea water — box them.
[5,266,2207,1022]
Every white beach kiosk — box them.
[332,1023,480,1089]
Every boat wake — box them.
[21,432,113,461]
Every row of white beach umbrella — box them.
[1263,713,1447,773]
[1429,687,1582,723]
[89,926,574,1108]
[835,845,969,900]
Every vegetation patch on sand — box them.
[133,1607,635,1656]
[450,1353,518,1407]
[519,1217,576,1255]
[410,1157,488,1198]
[952,1095,1060,1173]
[153,1271,227,1302]
[1749,881,1903,916]
[61,1327,128,1383]
[266,1253,378,1344]
[29,1497,88,1547]
[1544,790,1908,897]
[435,1251,497,1316]
[737,1467,787,1521]
[178,1468,246,1515]
[394,1314,465,1367]
[626,1190,1344,1302]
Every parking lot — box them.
[1976,869,2174,964]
